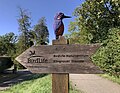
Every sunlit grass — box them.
[100,74,120,84]
[1,74,80,93]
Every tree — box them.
[34,17,49,45]
[0,33,16,72]
[17,8,32,51]
[16,8,49,68]
[68,0,120,44]
[67,0,120,77]
[0,32,17,56]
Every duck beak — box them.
[63,15,71,18]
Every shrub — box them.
[0,56,13,73]
[92,28,120,77]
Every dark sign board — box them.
[16,44,103,74]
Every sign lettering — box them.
[16,44,103,74]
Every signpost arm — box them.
[52,36,69,93]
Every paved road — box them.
[70,74,120,93]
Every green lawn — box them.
[1,74,80,93]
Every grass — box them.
[100,74,120,84]
[0,74,80,93]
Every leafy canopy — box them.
[34,17,49,45]
[68,0,120,77]
[0,32,17,56]
[68,0,120,44]
[17,8,32,51]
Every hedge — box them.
[92,28,120,77]
[0,56,13,73]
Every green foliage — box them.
[68,0,120,44]
[17,8,32,51]
[92,28,120,77]
[67,0,120,77]
[100,74,120,84]
[0,57,13,72]
[34,17,49,45]
[0,32,17,56]
[0,32,18,69]
[0,8,50,69]
[15,8,50,68]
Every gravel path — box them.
[70,74,120,93]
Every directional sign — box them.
[16,44,103,74]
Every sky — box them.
[0,0,84,44]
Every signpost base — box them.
[52,36,69,93]
[52,74,69,93]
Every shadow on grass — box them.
[0,74,19,84]
[24,73,48,81]
[0,70,48,90]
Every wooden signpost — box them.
[16,36,103,93]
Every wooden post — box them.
[52,36,69,93]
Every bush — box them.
[0,56,13,73]
[92,28,120,77]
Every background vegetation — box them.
[0,57,13,72]
[0,0,119,80]
[0,1,120,93]
[67,0,120,77]
[0,7,49,70]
